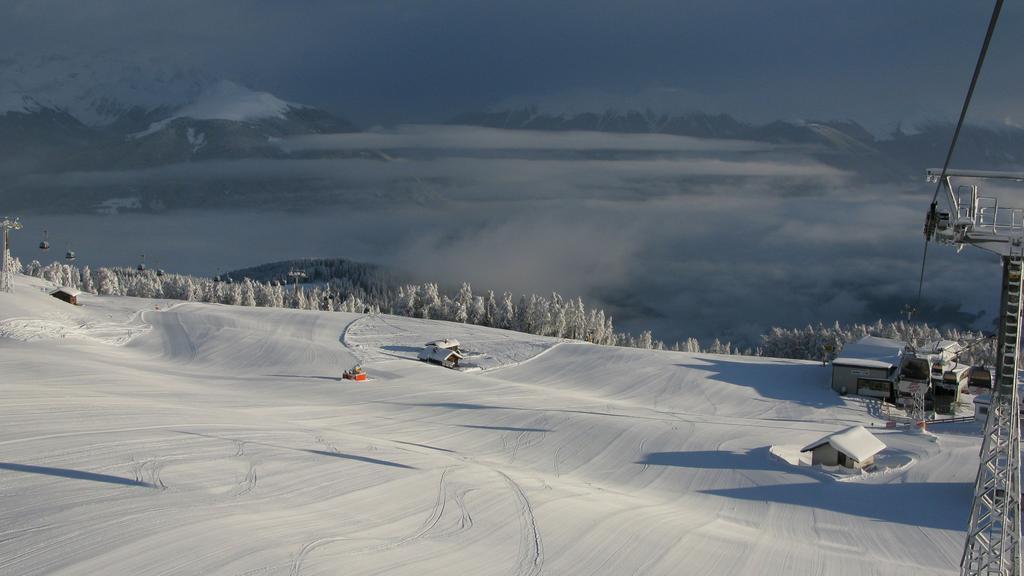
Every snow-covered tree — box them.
[79,266,94,293]
[240,278,257,307]
[484,291,498,328]
[638,330,653,350]
[469,295,485,325]
[97,268,121,295]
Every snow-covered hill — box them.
[0,274,979,575]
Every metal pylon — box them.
[962,256,1022,576]
[0,217,22,294]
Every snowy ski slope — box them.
[0,274,980,575]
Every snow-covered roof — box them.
[925,340,962,353]
[48,287,82,297]
[920,340,963,362]
[425,338,460,350]
[801,426,886,463]
[832,336,906,370]
[418,345,465,363]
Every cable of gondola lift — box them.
[914,0,1005,317]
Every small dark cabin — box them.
[49,287,81,305]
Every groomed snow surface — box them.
[0,275,980,575]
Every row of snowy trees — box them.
[17,259,995,365]
[19,261,664,349]
[22,261,383,314]
[392,283,625,345]
[759,320,994,366]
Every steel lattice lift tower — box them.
[0,216,22,294]
[926,169,1024,575]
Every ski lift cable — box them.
[914,0,1005,315]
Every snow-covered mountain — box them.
[0,53,209,127]
[0,54,356,174]
[451,107,1024,180]
[131,79,301,137]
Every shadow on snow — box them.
[302,449,417,469]
[267,374,341,382]
[638,447,784,472]
[175,431,416,470]
[0,462,154,488]
[458,424,551,433]
[702,480,971,530]
[676,357,840,408]
[381,345,424,354]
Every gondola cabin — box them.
[896,356,931,409]
[968,366,993,391]
[922,340,968,415]
[934,367,970,414]
[49,287,80,305]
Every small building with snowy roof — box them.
[425,338,461,353]
[975,393,992,422]
[418,344,464,369]
[49,287,81,305]
[831,336,907,400]
[975,389,1024,422]
[801,425,886,469]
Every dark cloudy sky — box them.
[2,0,1020,130]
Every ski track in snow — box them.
[497,470,544,576]
[0,314,150,345]
[289,465,482,576]
[0,274,982,575]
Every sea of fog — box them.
[6,125,1002,346]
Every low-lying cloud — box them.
[277,124,776,153]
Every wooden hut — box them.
[800,425,885,470]
[48,287,81,305]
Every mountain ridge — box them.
[450,107,1024,180]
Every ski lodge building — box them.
[48,287,81,306]
[801,425,886,469]
[830,336,907,400]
